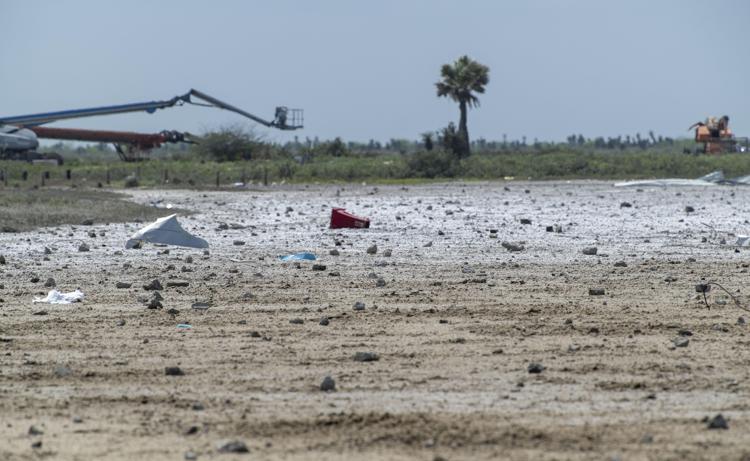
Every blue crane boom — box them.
[0,89,303,130]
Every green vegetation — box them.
[0,189,185,232]
[3,146,750,187]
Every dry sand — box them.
[1,181,750,460]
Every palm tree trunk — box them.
[458,100,470,157]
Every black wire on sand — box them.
[700,281,750,312]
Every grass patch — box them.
[0,188,186,232]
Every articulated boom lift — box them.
[0,89,303,162]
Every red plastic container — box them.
[330,208,370,229]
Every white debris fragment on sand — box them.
[125,214,208,249]
[33,289,84,304]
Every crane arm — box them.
[0,89,302,130]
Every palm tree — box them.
[436,55,489,157]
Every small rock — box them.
[31,440,42,449]
[28,425,44,436]
[582,247,598,255]
[383,249,392,257]
[329,249,340,256]
[218,440,249,453]
[319,317,330,326]
[527,363,545,374]
[72,416,83,424]
[44,247,52,255]
[673,337,689,348]
[423,241,433,247]
[143,279,163,291]
[501,241,524,252]
[78,243,90,252]
[116,281,132,289]
[614,261,627,267]
[353,352,379,362]
[165,366,184,376]
[707,414,728,430]
[589,288,605,296]
[116,319,126,327]
[738,316,746,326]
[289,318,304,324]
[353,301,365,311]
[376,277,386,287]
[0,255,5,265]
[320,375,336,391]
[312,264,327,271]
[147,298,163,309]
[367,244,378,255]
[81,218,94,225]
[192,402,205,411]
[184,451,198,460]
[30,276,40,283]
[685,206,695,213]
[520,218,532,225]
[620,202,632,208]
[233,240,245,246]
[44,278,56,288]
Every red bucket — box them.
[330,208,370,229]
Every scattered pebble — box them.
[143,279,163,291]
[353,352,379,362]
[706,414,728,430]
[320,375,336,391]
[582,247,598,255]
[218,440,249,453]
[165,366,184,376]
[527,363,545,374]
[367,244,378,255]
[353,301,365,311]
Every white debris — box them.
[736,235,750,246]
[125,214,208,249]
[33,289,84,304]
[614,171,723,188]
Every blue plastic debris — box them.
[177,323,192,329]
[279,252,317,262]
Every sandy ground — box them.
[2,181,750,461]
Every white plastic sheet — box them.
[33,289,84,304]
[125,214,208,249]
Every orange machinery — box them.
[689,115,747,154]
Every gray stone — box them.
[165,366,184,376]
[707,414,728,430]
[353,301,365,311]
[116,281,132,289]
[367,244,378,255]
[353,352,379,362]
[527,363,545,374]
[582,247,598,255]
[320,375,336,391]
[218,440,249,453]
[143,279,163,291]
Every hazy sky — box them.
[2,0,748,144]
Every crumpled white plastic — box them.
[33,289,85,304]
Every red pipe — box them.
[29,126,170,150]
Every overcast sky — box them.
[1,0,748,144]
